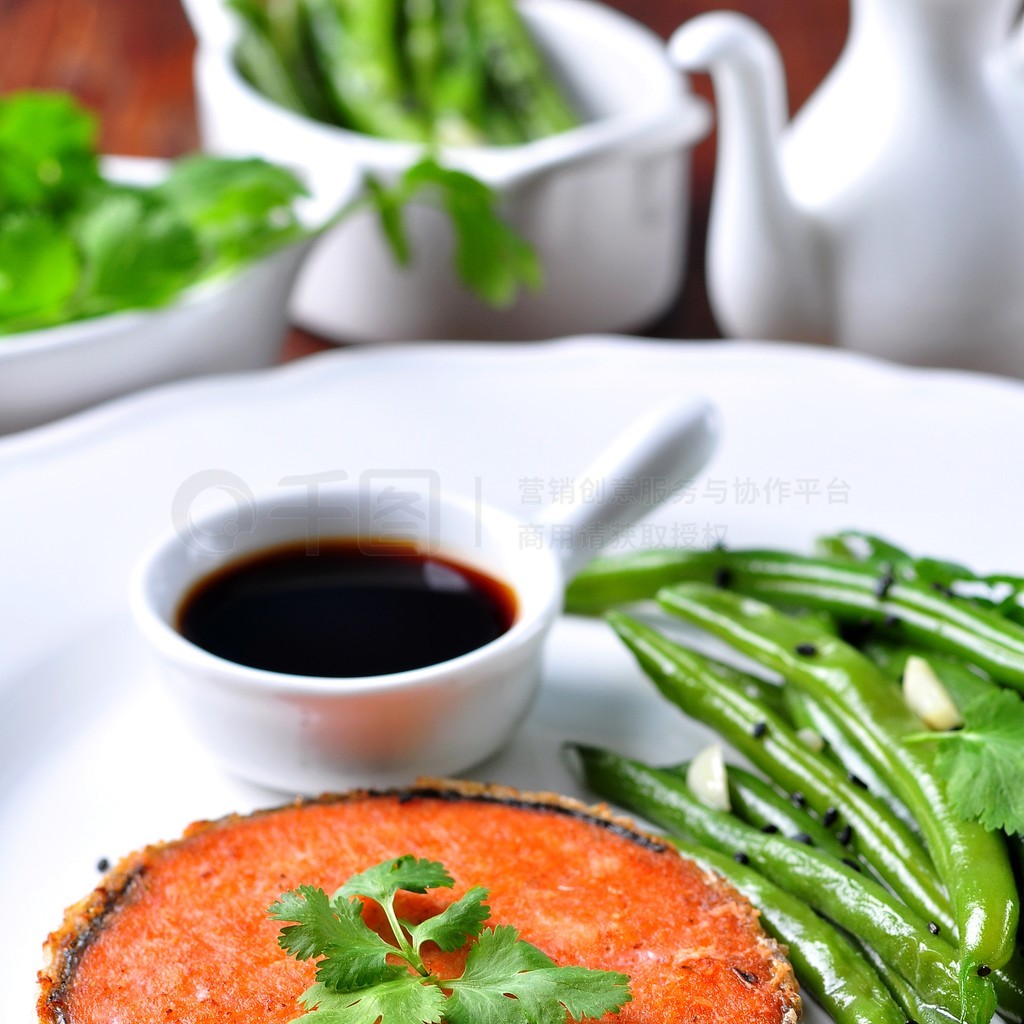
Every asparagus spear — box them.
[470,0,578,141]
[302,0,430,140]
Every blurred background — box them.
[0,0,848,354]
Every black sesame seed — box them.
[761,823,780,835]
[793,832,814,846]
[96,857,110,873]
[795,643,818,656]
[928,921,940,935]
[751,720,767,739]
[715,566,733,589]
[842,858,861,873]
[978,965,992,978]
[823,807,839,828]
[875,567,895,599]
[838,824,853,845]
[842,618,874,649]
[733,851,750,865]
[847,772,868,790]
[733,968,758,986]
[790,791,807,809]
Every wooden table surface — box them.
[0,0,848,356]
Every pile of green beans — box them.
[228,0,578,145]
[566,533,1024,1024]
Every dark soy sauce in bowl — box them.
[176,540,518,677]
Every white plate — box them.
[5,336,1023,1024]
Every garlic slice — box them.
[903,655,964,731]
[687,743,731,811]
[796,727,825,753]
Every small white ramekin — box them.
[131,482,563,794]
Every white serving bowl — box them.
[0,156,328,435]
[183,0,711,342]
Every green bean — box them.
[863,642,996,711]
[993,956,1024,1024]
[729,764,866,866]
[819,529,1024,624]
[815,530,913,567]
[571,744,991,1023]
[781,686,919,834]
[667,758,863,869]
[716,659,790,718]
[855,940,958,1024]
[569,548,1024,692]
[657,583,1019,978]
[609,611,949,928]
[566,548,720,612]
[695,759,1024,1021]
[671,839,909,1024]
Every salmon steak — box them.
[38,782,800,1024]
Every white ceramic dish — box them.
[131,401,714,791]
[0,156,321,435]
[5,336,1024,1023]
[183,0,711,341]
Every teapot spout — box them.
[671,13,829,341]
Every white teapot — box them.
[672,0,1024,375]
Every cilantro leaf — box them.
[337,855,454,904]
[269,885,399,992]
[0,211,79,329]
[157,156,308,270]
[408,885,491,953]
[362,157,543,307]
[0,91,310,334]
[315,900,407,994]
[273,857,631,1024]
[73,190,203,315]
[405,160,542,307]
[0,91,100,214]
[920,687,1024,835]
[298,976,448,1024]
[446,925,631,1024]
[269,885,341,959]
[363,174,413,266]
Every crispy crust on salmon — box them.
[39,780,801,1024]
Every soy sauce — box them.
[176,541,517,677]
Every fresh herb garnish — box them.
[268,854,632,1024]
[0,91,308,335]
[907,687,1024,835]
[362,158,543,308]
